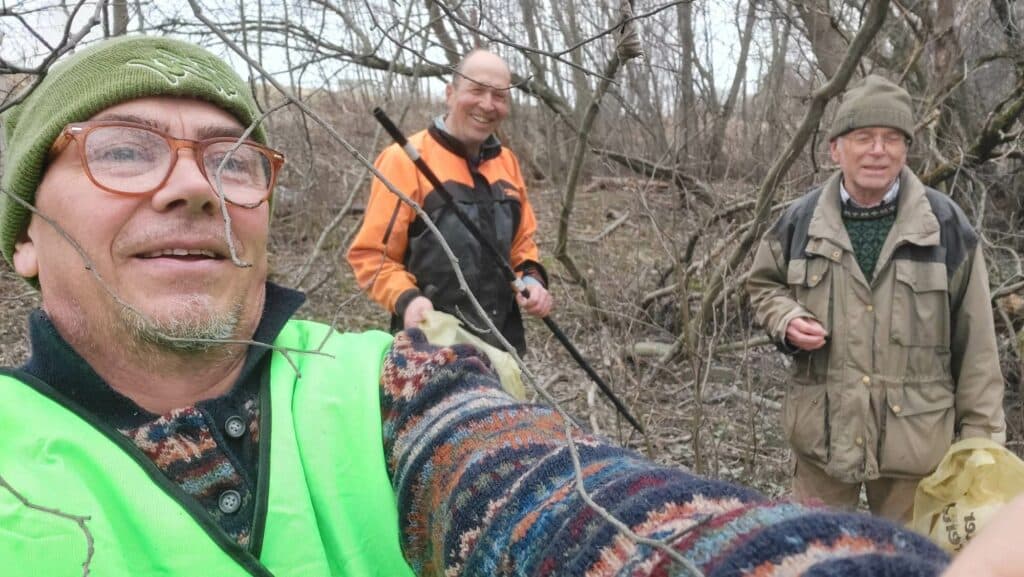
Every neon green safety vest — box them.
[0,320,415,577]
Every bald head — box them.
[452,49,512,90]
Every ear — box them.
[445,82,454,103]
[829,139,840,164]
[12,227,39,279]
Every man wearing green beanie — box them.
[747,74,1005,522]
[0,34,418,576]
[0,36,976,576]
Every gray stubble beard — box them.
[119,294,246,354]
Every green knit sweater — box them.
[842,200,897,282]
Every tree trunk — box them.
[425,0,460,66]
[111,0,129,36]
[929,0,959,96]
[795,0,846,78]
[551,0,593,121]
[707,0,759,176]
[754,7,792,173]
[675,0,697,162]
[556,55,624,316]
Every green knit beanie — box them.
[828,74,914,141]
[0,34,266,269]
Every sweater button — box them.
[832,250,841,259]
[225,416,246,438]
[219,490,242,514]
[892,404,902,414]
[855,436,864,446]
[861,375,871,385]
[866,304,874,312]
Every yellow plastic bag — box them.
[910,437,1024,554]
[417,310,527,400]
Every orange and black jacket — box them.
[347,123,547,353]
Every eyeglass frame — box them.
[840,128,910,152]
[48,120,286,208]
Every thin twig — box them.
[0,474,94,576]
[0,1,102,113]
[562,424,705,576]
[210,100,291,267]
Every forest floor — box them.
[3,174,1022,503]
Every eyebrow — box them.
[93,112,164,129]
[195,124,248,140]
[90,112,247,140]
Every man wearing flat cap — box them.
[747,74,1006,522]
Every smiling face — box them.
[830,126,908,205]
[13,97,269,354]
[444,51,512,157]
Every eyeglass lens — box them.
[848,132,905,149]
[83,125,273,204]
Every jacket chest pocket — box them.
[787,257,833,333]
[890,260,950,349]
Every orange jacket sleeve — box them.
[346,144,424,313]
[504,152,544,283]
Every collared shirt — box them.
[840,176,900,208]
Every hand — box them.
[516,283,553,318]
[403,296,435,329]
[944,494,1024,577]
[785,317,827,351]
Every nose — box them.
[149,147,217,214]
[867,135,896,154]
[479,92,496,111]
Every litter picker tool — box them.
[372,107,644,434]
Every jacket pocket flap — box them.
[786,259,806,284]
[787,258,828,287]
[895,260,948,293]
[804,258,830,287]
[888,383,954,417]
[806,238,845,262]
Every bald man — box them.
[348,49,552,355]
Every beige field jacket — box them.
[747,167,1005,483]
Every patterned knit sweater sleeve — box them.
[380,330,949,577]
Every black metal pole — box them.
[372,107,644,434]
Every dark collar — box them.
[841,198,899,221]
[428,116,503,164]
[20,282,305,427]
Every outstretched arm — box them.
[380,330,949,577]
